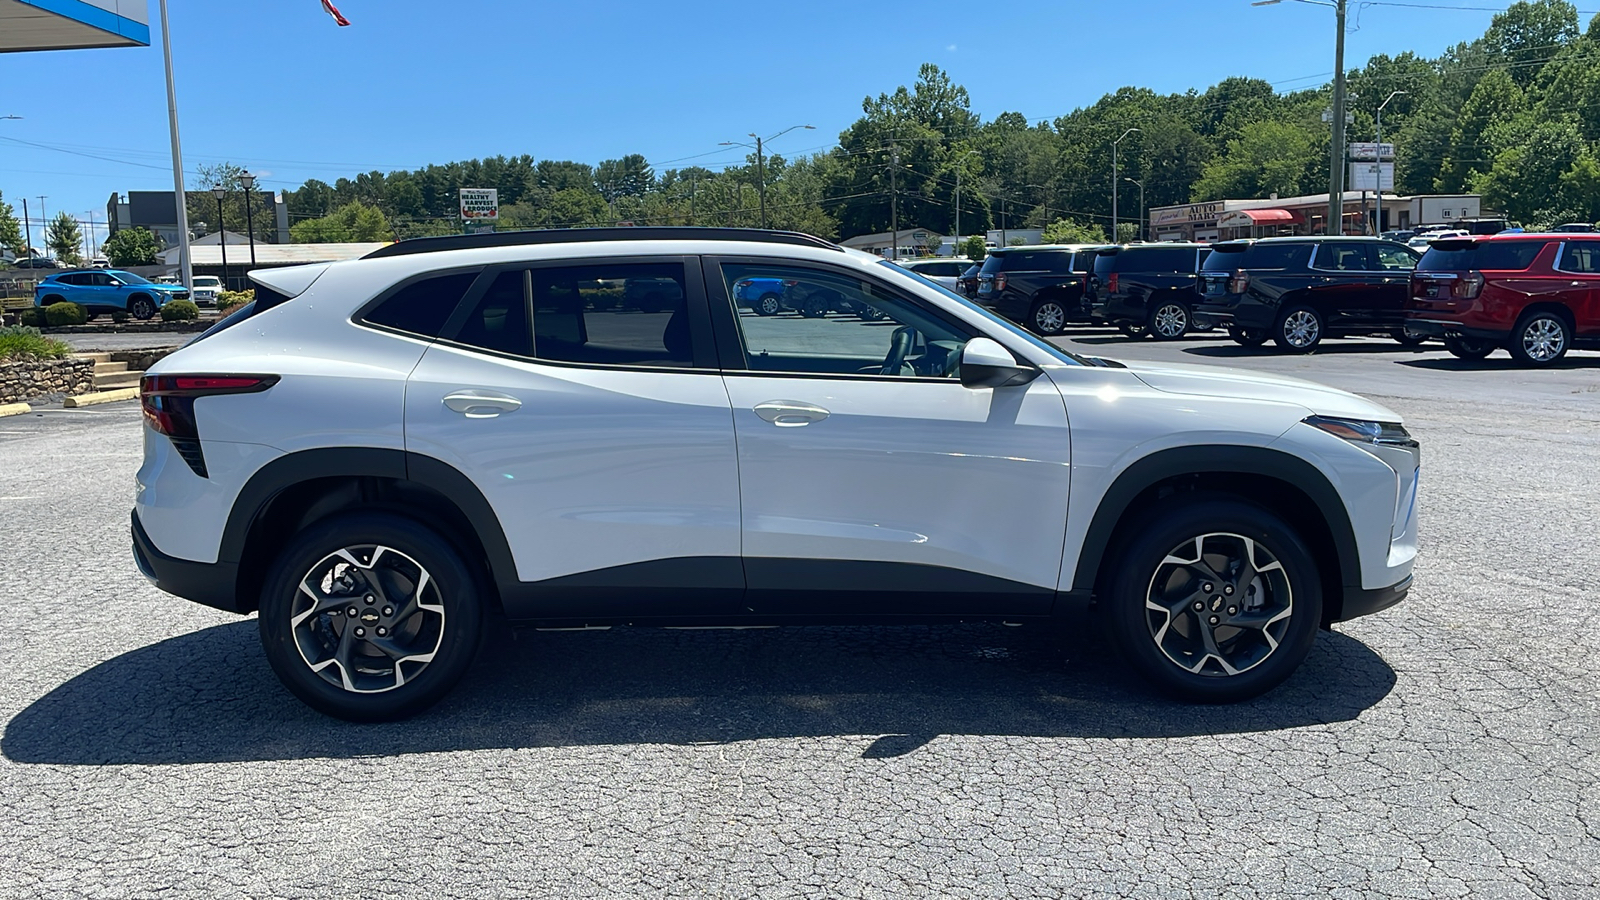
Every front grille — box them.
[171,291,190,300]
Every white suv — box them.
[132,228,1419,721]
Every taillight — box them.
[994,273,1007,291]
[1453,271,1485,300]
[1229,271,1251,294]
[140,374,279,477]
[1107,273,1119,294]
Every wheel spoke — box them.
[291,580,354,628]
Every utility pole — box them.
[889,143,899,260]
[1113,128,1140,242]
[1125,178,1146,241]
[1329,0,1348,235]
[689,172,697,226]
[753,135,767,229]
[37,196,47,257]
[158,0,194,288]
[21,198,31,260]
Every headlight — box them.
[1304,415,1417,448]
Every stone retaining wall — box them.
[0,358,94,404]
[108,349,177,371]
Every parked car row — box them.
[963,234,1597,366]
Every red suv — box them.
[1407,235,1599,366]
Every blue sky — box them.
[0,0,1552,249]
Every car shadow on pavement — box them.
[1180,343,1430,358]
[2,621,1394,766]
[1396,355,1600,371]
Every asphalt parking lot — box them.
[0,330,1596,898]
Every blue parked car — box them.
[34,270,190,320]
[733,276,791,316]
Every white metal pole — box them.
[158,0,193,289]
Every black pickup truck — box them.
[1086,243,1211,340]
[1193,237,1423,352]
[974,245,1103,335]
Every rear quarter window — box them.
[1128,246,1200,272]
[1418,240,1547,272]
[1243,243,1308,269]
[361,270,481,338]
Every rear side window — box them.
[1092,252,1117,277]
[1418,240,1547,272]
[451,262,694,368]
[1126,246,1199,272]
[1201,245,1250,272]
[1311,243,1374,272]
[363,271,480,338]
[1558,242,1600,273]
[1244,243,1309,270]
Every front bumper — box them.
[1339,574,1411,621]
[132,510,246,614]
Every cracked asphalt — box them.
[0,331,1596,898]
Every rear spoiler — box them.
[247,263,330,313]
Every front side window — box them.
[721,263,973,378]
[1559,241,1600,273]
[1311,242,1374,272]
[452,262,694,368]
[1374,244,1419,271]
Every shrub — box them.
[18,308,41,327]
[160,298,200,321]
[0,324,71,360]
[217,289,254,313]
[44,301,88,326]
[111,310,130,324]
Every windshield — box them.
[877,260,1087,366]
[113,271,153,284]
[193,276,221,287]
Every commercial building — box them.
[1148,192,1482,242]
[155,242,386,290]
[106,190,291,249]
[840,227,946,259]
[0,0,149,52]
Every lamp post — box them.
[1373,90,1406,234]
[954,149,979,256]
[1255,0,1347,235]
[239,171,257,268]
[157,0,194,289]
[719,124,814,229]
[212,185,229,290]
[1124,178,1146,241]
[1112,128,1140,242]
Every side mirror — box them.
[960,337,1040,389]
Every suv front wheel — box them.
[258,512,485,722]
[1102,498,1322,702]
[1507,311,1570,367]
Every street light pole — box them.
[157,0,194,289]
[1113,128,1140,242]
[1374,90,1406,235]
[213,185,229,290]
[1125,178,1146,241]
[239,171,258,269]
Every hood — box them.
[1123,359,1401,423]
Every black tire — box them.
[1506,310,1571,367]
[128,296,156,320]
[798,298,829,318]
[1443,335,1496,360]
[1030,298,1068,336]
[1117,321,1147,339]
[1227,325,1269,348]
[1101,497,1323,703]
[258,512,485,722]
[1147,300,1191,341]
[1272,305,1324,353]
[755,293,782,316]
[1392,329,1428,347]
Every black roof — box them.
[363,227,842,260]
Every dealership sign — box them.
[460,188,499,221]
[1151,201,1224,227]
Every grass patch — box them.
[0,325,72,361]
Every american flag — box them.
[321,0,350,26]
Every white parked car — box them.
[132,228,1419,721]
[190,275,223,307]
[895,257,971,291]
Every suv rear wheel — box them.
[1029,298,1068,335]
[1148,300,1191,341]
[258,512,485,722]
[1102,498,1322,702]
[1273,306,1324,353]
[1507,311,1570,367]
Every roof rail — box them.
[362,226,843,259]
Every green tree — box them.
[46,211,83,265]
[1478,0,1579,87]
[0,191,24,258]
[1436,70,1525,192]
[101,227,162,267]
[1471,118,1587,222]
[960,235,986,261]
[1191,120,1318,200]
[1040,218,1108,244]
[289,200,394,242]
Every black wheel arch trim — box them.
[1070,445,1363,598]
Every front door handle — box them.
[443,390,522,419]
[754,400,830,427]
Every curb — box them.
[0,402,30,418]
[63,388,139,408]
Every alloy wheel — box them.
[290,544,446,694]
[1151,303,1189,339]
[1281,309,1321,349]
[758,294,782,316]
[1519,316,1567,362]
[1033,301,1066,334]
[1144,532,1294,677]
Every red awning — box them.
[1219,208,1305,227]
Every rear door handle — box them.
[753,400,830,427]
[443,390,522,418]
